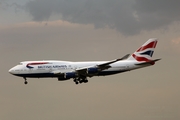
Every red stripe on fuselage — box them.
[27,62,49,66]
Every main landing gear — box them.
[73,78,88,85]
[23,77,28,84]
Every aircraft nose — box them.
[9,68,14,74]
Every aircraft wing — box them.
[76,54,130,76]
[53,54,130,77]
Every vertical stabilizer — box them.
[128,38,158,62]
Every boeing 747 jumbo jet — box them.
[9,38,161,85]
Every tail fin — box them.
[128,38,158,62]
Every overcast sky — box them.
[0,0,180,120]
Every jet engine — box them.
[87,67,99,74]
[64,72,76,79]
[58,72,76,81]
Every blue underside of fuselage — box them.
[13,70,128,78]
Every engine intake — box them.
[64,72,76,79]
[87,67,99,74]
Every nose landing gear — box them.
[23,77,28,84]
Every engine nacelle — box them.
[58,72,76,81]
[64,72,76,79]
[87,67,99,74]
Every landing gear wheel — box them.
[84,80,88,83]
[74,77,88,84]
[23,77,28,85]
[24,81,28,84]
[74,78,79,85]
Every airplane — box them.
[9,38,161,85]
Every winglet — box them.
[117,54,130,61]
[98,54,130,69]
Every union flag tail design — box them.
[128,38,158,62]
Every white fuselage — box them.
[9,60,148,79]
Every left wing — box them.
[76,54,130,77]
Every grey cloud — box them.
[26,0,53,21]
[0,0,24,12]
[24,0,180,35]
[133,0,180,31]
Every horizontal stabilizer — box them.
[135,58,161,65]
